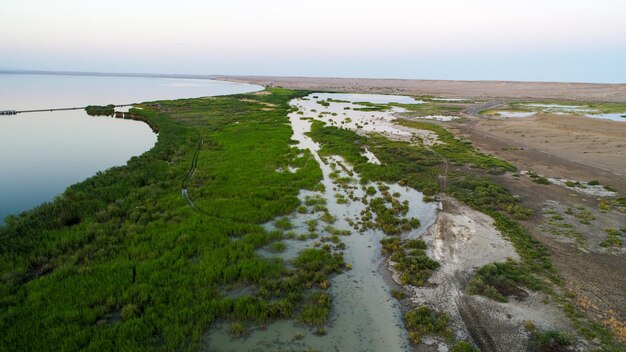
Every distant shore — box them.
[214,75,626,102]
[0,69,220,81]
[4,71,626,102]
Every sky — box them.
[1,0,626,83]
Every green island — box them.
[85,104,116,116]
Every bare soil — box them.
[406,197,571,352]
[215,75,626,103]
[455,114,626,192]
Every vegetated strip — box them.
[0,88,347,351]
[309,116,624,350]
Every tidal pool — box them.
[310,93,423,105]
[205,93,438,351]
[523,103,596,113]
[583,112,626,122]
[495,111,536,118]
[291,93,417,137]
[519,103,626,122]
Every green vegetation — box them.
[361,196,420,235]
[600,228,624,248]
[352,101,389,111]
[468,260,546,302]
[381,238,439,286]
[450,341,480,352]
[269,242,287,253]
[360,121,553,301]
[391,289,406,300]
[228,321,247,337]
[534,176,551,185]
[306,99,625,349]
[598,196,626,214]
[448,177,534,220]
[308,121,442,195]
[561,299,626,351]
[12,89,623,350]
[397,119,515,174]
[85,104,115,116]
[298,292,332,325]
[326,98,350,104]
[404,306,451,344]
[404,306,477,350]
[309,117,553,298]
[529,330,574,352]
[565,102,626,114]
[0,89,349,351]
[393,102,463,117]
[275,217,293,230]
[565,180,586,188]
[446,176,558,296]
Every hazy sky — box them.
[1,0,625,83]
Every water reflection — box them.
[0,74,262,224]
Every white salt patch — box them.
[497,111,535,118]
[413,115,458,122]
[361,147,381,165]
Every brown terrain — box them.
[220,76,626,348]
[458,114,626,345]
[215,75,626,102]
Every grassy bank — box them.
[0,89,346,351]
[307,114,626,349]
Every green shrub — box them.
[450,341,480,352]
[85,104,115,116]
[529,330,573,351]
[468,260,545,302]
[534,177,551,185]
[229,321,247,337]
[404,306,451,344]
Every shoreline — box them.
[214,75,626,103]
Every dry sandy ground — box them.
[446,114,626,344]
[455,113,626,193]
[402,197,571,352]
[215,75,626,102]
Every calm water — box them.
[0,73,261,110]
[0,74,262,224]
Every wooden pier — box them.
[16,107,85,114]
[1,105,132,116]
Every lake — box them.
[0,73,261,224]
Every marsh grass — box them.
[0,88,347,351]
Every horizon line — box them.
[1,69,624,86]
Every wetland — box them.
[1,79,624,352]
